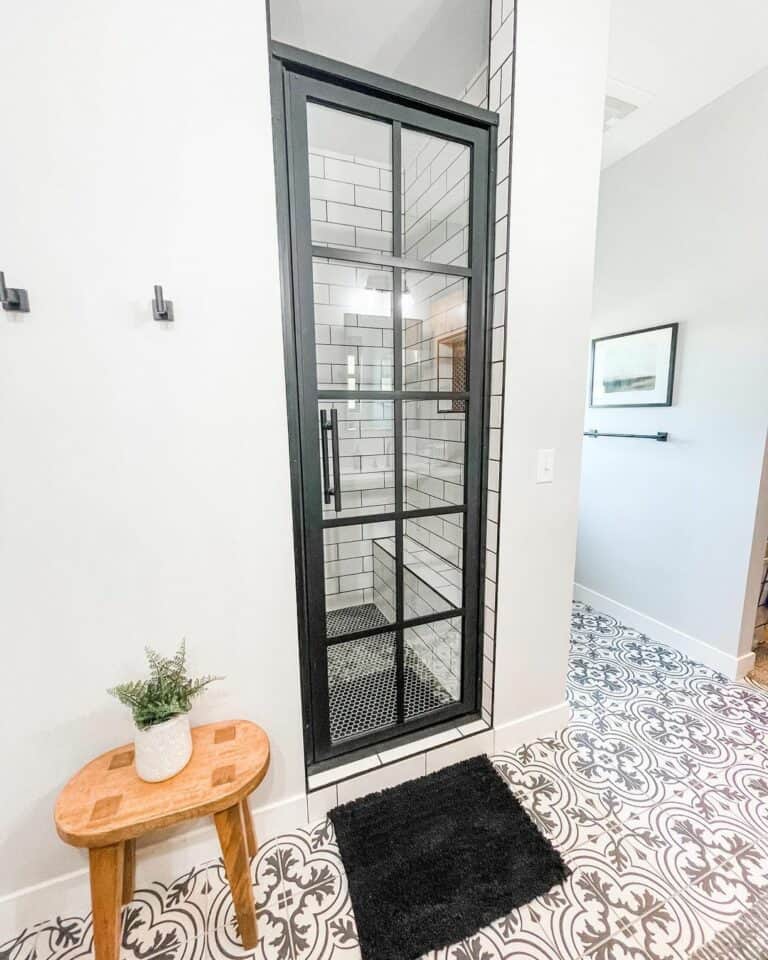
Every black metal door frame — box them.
[270,43,498,770]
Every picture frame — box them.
[589,322,678,408]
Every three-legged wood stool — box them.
[55,720,270,960]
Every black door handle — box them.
[320,409,342,512]
[329,407,342,513]
[320,409,332,505]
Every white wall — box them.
[0,0,614,927]
[576,68,768,677]
[492,0,611,739]
[0,0,304,907]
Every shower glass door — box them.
[282,63,494,764]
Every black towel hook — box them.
[0,271,30,313]
[152,284,174,322]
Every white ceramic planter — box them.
[134,714,193,782]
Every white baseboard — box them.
[493,700,571,754]
[1,701,571,938]
[574,584,755,680]
[0,793,307,942]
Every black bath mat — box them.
[329,754,570,960]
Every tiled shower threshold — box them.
[306,714,492,792]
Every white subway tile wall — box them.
[308,104,394,254]
[308,28,510,736]
[484,0,514,724]
[312,260,394,391]
[318,400,396,521]
[324,520,396,615]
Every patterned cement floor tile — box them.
[11,602,768,960]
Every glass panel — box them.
[313,259,393,391]
[402,130,470,266]
[318,400,395,519]
[328,632,397,743]
[403,399,465,511]
[307,104,393,253]
[404,617,462,718]
[402,272,468,392]
[324,521,396,638]
[403,514,463,618]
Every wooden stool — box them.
[55,720,270,960]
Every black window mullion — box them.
[392,122,402,259]
[326,607,466,647]
[317,389,469,402]
[392,124,405,723]
[394,399,405,724]
[311,244,471,278]
[321,502,465,528]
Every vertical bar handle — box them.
[320,409,332,506]
[329,408,342,513]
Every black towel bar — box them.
[584,430,668,442]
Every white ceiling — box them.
[269,0,489,101]
[272,0,768,169]
[603,0,768,167]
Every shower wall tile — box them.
[310,150,393,255]
[484,0,515,725]
[307,753,380,791]
[377,726,460,763]
[323,156,381,188]
[307,31,514,732]
[336,753,425,804]
[425,728,495,773]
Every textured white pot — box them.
[134,714,193,782]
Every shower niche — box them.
[273,46,496,767]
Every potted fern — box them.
[109,641,220,782]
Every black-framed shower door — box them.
[275,47,497,766]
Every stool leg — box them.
[214,804,258,949]
[240,798,258,859]
[89,844,124,960]
[122,839,136,905]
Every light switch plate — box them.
[536,448,555,483]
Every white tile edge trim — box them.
[574,583,756,680]
[0,792,308,940]
[306,718,493,793]
[492,700,571,754]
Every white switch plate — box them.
[536,448,555,483]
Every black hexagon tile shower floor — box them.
[5,602,768,960]
[326,604,453,741]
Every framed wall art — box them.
[590,322,678,408]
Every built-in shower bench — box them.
[372,535,461,617]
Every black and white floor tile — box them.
[4,602,768,960]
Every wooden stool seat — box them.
[55,720,270,960]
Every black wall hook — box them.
[0,271,30,313]
[152,284,174,321]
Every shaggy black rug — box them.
[329,754,570,960]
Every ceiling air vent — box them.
[603,95,639,132]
